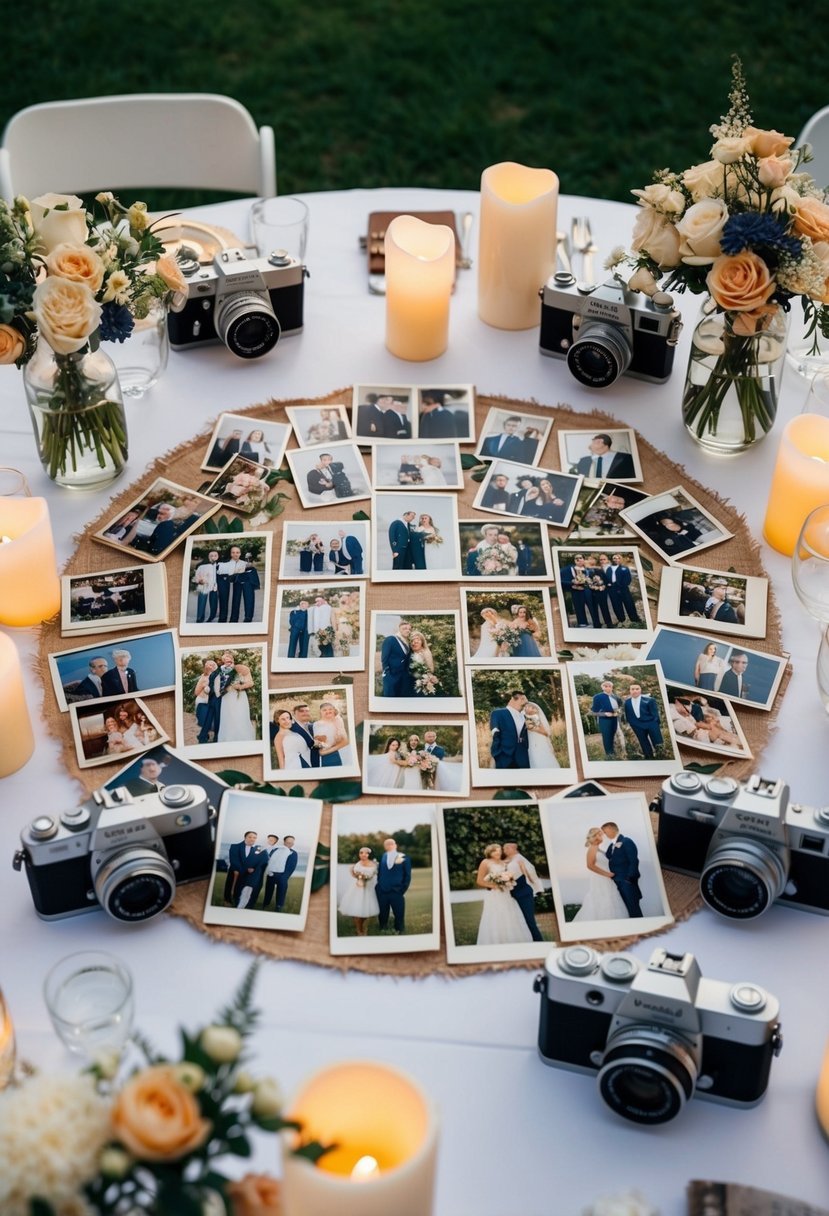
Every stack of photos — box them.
[568,481,650,541]
[665,684,752,758]
[60,565,168,636]
[285,403,352,446]
[465,666,576,786]
[371,492,461,581]
[362,720,470,797]
[94,480,218,563]
[371,440,463,490]
[566,660,682,777]
[657,563,769,639]
[278,521,369,580]
[179,533,272,636]
[473,459,582,528]
[49,629,177,711]
[551,545,652,642]
[644,626,787,711]
[460,588,553,664]
[272,583,365,672]
[352,384,475,443]
[69,697,167,769]
[175,643,266,758]
[286,442,371,509]
[330,804,440,955]
[556,427,643,483]
[205,455,279,516]
[201,412,291,473]
[369,611,465,713]
[458,519,552,580]
[265,683,359,780]
[620,486,733,563]
[475,406,554,465]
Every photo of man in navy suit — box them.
[705,584,739,624]
[591,680,621,757]
[287,600,310,658]
[381,620,414,698]
[489,690,530,769]
[481,416,537,462]
[224,830,264,907]
[389,511,415,569]
[375,837,412,933]
[336,528,364,575]
[602,821,643,917]
[569,433,635,480]
[623,683,664,759]
[75,657,108,698]
[607,553,641,623]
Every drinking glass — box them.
[792,504,829,622]
[107,299,169,397]
[250,196,309,263]
[43,951,134,1061]
[0,468,30,497]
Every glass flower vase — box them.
[681,298,788,455]
[23,337,129,489]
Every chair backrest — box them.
[797,105,829,191]
[0,93,276,201]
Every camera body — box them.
[535,945,782,1124]
[167,247,306,359]
[14,784,216,923]
[655,772,829,919]
[539,272,682,388]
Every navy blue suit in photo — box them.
[717,668,750,699]
[465,548,480,576]
[590,691,620,756]
[424,743,445,759]
[408,528,427,570]
[706,599,738,624]
[607,563,640,622]
[224,840,260,904]
[75,674,103,698]
[287,607,309,658]
[299,547,313,573]
[607,835,643,917]
[231,563,260,623]
[489,707,530,768]
[517,543,533,575]
[291,719,320,767]
[690,700,705,723]
[389,518,412,569]
[623,694,663,758]
[561,564,589,627]
[574,450,635,479]
[381,634,413,698]
[510,872,543,941]
[339,534,364,574]
[376,851,412,932]
[481,432,527,460]
[419,407,456,438]
[198,666,229,744]
[481,483,510,510]
[264,846,299,910]
[101,666,138,696]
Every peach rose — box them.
[730,304,779,336]
[156,252,188,295]
[757,155,794,189]
[227,1173,282,1216]
[111,1065,211,1163]
[706,252,775,313]
[630,208,681,269]
[676,199,729,265]
[45,243,105,293]
[29,192,88,254]
[793,196,829,243]
[32,277,102,354]
[745,126,794,158]
[0,323,25,365]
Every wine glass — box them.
[792,503,829,711]
[43,951,134,1064]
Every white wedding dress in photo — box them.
[217,687,255,743]
[526,709,560,770]
[338,863,380,917]
[367,752,404,789]
[572,848,629,922]
[417,463,447,486]
[476,863,533,945]
[400,758,425,792]
[474,621,502,659]
[433,758,463,793]
[277,729,309,770]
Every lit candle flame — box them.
[351,1155,380,1182]
[0,536,12,545]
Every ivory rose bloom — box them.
[29,193,88,254]
[745,126,794,158]
[32,277,101,354]
[200,1024,242,1064]
[251,1078,282,1119]
[0,323,25,364]
[111,1065,211,1162]
[46,243,105,293]
[631,183,685,215]
[156,252,187,295]
[226,1173,282,1216]
[127,202,149,233]
[793,196,829,244]
[711,135,751,164]
[682,160,725,202]
[631,208,681,268]
[676,199,729,264]
[757,155,793,189]
[706,252,775,312]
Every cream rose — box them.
[630,183,685,216]
[29,192,88,254]
[45,242,105,293]
[793,196,829,243]
[682,159,726,202]
[32,277,101,354]
[627,267,660,296]
[251,1078,282,1119]
[0,323,25,365]
[630,208,681,269]
[111,1065,211,1162]
[127,202,149,233]
[676,199,729,265]
[200,1024,242,1064]
[745,126,794,158]
[711,135,752,164]
[227,1173,282,1216]
[706,252,775,312]
[757,155,794,189]
[156,252,188,295]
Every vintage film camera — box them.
[653,772,829,920]
[535,946,782,1125]
[539,272,682,388]
[167,247,306,359]
[14,784,216,923]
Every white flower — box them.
[200,1024,243,1063]
[682,159,726,202]
[103,269,131,305]
[29,192,88,254]
[95,191,115,204]
[251,1078,283,1118]
[32,276,101,353]
[571,643,643,661]
[99,1146,132,1179]
[630,208,681,269]
[233,1069,257,1094]
[173,1061,206,1092]
[604,245,628,270]
[127,201,149,233]
[676,198,729,265]
[711,134,751,164]
[627,267,660,296]
[631,183,685,216]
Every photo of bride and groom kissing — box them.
[468,667,575,784]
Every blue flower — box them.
[720,213,802,260]
[99,302,134,343]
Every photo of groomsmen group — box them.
[553,546,651,641]
[180,534,270,634]
[568,661,681,776]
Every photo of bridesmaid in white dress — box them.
[362,721,470,798]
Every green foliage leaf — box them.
[293,1140,338,1164]
[179,1028,216,1073]
[557,650,574,660]
[460,452,486,469]
[354,720,364,744]
[224,1132,253,1158]
[257,784,287,796]
[310,779,362,802]
[684,761,724,773]
[287,784,306,797]
[312,842,330,892]
[30,1200,57,1216]
[352,509,370,520]
[217,769,256,786]
[493,788,533,800]
[639,554,654,572]
[470,468,489,482]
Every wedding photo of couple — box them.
[467,667,576,786]
[363,721,469,797]
[284,404,351,448]
[200,411,291,473]
[473,458,582,528]
[657,563,768,639]
[373,491,461,581]
[353,387,413,440]
[279,522,368,579]
[462,589,552,665]
[180,533,271,637]
[70,697,166,769]
[370,611,465,712]
[176,644,265,759]
[287,442,371,509]
[458,519,551,581]
[95,478,218,563]
[372,440,463,491]
[50,629,177,711]
[475,406,553,467]
[621,485,733,564]
[265,685,359,780]
[567,660,682,778]
[644,625,787,712]
[273,583,365,672]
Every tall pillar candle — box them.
[385,216,455,361]
[0,633,35,777]
[0,497,60,626]
[478,161,559,330]
[281,1062,438,1216]
[762,414,829,555]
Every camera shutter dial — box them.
[729,983,768,1013]
[29,815,58,840]
[160,785,192,808]
[558,945,599,975]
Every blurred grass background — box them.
[3,1,828,205]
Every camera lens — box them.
[597,1025,698,1124]
[94,847,176,923]
[214,292,280,359]
[700,839,788,920]
[566,322,632,388]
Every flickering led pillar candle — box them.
[0,988,16,1089]
[385,216,455,361]
[762,414,829,555]
[478,161,559,330]
[817,1036,829,1141]
[0,633,35,777]
[0,497,60,626]
[281,1062,438,1216]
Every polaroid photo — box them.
[285,402,353,448]
[437,800,556,964]
[552,781,612,799]
[371,440,463,492]
[330,803,440,955]
[265,683,359,781]
[200,411,290,473]
[568,481,651,542]
[566,659,682,778]
[204,454,278,516]
[60,564,168,637]
[369,610,465,713]
[278,520,369,581]
[94,479,218,563]
[665,683,752,759]
[539,792,673,942]
[460,587,554,666]
[466,665,576,787]
[552,545,652,643]
[473,459,582,529]
[179,532,272,638]
[175,643,266,760]
[474,406,553,467]
[371,491,461,582]
[69,696,168,770]
[271,582,365,673]
[286,442,371,509]
[352,384,414,443]
[657,563,769,639]
[362,719,469,798]
[203,789,322,932]
[459,518,552,581]
[557,427,643,484]
[644,625,787,712]
[105,742,229,810]
[416,385,476,443]
[49,628,177,712]
[619,485,733,564]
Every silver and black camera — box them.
[654,772,829,920]
[535,946,782,1125]
[167,247,306,359]
[13,784,216,923]
[539,272,682,388]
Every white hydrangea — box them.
[571,644,644,661]
[0,1072,111,1216]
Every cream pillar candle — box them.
[0,497,60,626]
[0,633,35,777]
[817,1036,829,1141]
[762,414,829,555]
[281,1061,438,1216]
[478,161,559,330]
[385,216,455,361]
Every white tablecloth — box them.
[1,189,827,1214]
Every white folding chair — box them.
[797,104,829,190]
[0,93,276,201]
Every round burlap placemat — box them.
[37,389,788,977]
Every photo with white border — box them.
[179,532,272,637]
[278,520,369,581]
[371,491,461,582]
[271,582,365,673]
[473,459,582,529]
[461,587,554,665]
[369,610,465,713]
[285,442,371,510]
[619,485,733,564]
[657,563,768,639]
[362,719,469,798]
[466,665,577,787]
[265,683,359,781]
[552,545,652,643]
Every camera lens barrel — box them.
[566,322,632,388]
[215,293,281,359]
[597,1024,698,1124]
[94,847,176,923]
[700,840,789,920]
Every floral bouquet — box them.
[475,543,515,576]
[488,869,516,893]
[410,655,441,696]
[226,472,270,512]
[491,620,522,653]
[417,751,439,789]
[315,626,336,650]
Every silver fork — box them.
[571,215,599,283]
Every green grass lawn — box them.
[336,866,433,938]
[210,870,303,917]
[449,896,557,947]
